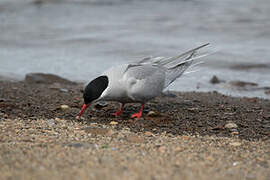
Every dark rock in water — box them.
[210,75,225,84]
[25,73,76,85]
[230,63,270,70]
[32,0,59,5]
[229,81,258,89]
[161,91,177,98]
[265,90,270,95]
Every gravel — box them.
[0,80,269,180]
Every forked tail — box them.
[163,43,210,88]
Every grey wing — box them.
[131,43,210,88]
[124,65,166,102]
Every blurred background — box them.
[0,0,269,98]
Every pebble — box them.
[181,136,190,140]
[109,121,118,125]
[94,102,108,109]
[147,111,160,117]
[175,146,183,153]
[84,127,113,136]
[0,98,7,102]
[231,131,239,135]
[3,114,8,119]
[126,135,144,143]
[75,116,85,120]
[206,156,215,162]
[144,131,154,137]
[158,146,166,153]
[67,143,98,149]
[55,117,61,121]
[47,119,56,126]
[60,105,70,110]
[60,88,69,93]
[229,142,241,147]
[246,174,256,180]
[146,111,159,117]
[225,122,238,129]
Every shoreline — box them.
[1,72,270,100]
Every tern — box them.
[77,43,209,119]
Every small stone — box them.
[47,119,56,126]
[187,108,199,112]
[231,131,239,135]
[60,88,69,93]
[111,147,117,151]
[144,131,153,137]
[106,129,114,136]
[175,146,183,152]
[230,142,241,147]
[0,98,7,102]
[206,156,215,161]
[55,117,61,121]
[258,160,269,168]
[3,114,8,118]
[84,127,112,136]
[67,143,98,149]
[181,135,190,140]
[94,102,108,109]
[110,121,118,125]
[147,111,160,117]
[225,122,238,129]
[60,105,69,110]
[158,146,166,153]
[126,135,144,143]
[246,174,256,180]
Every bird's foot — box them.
[131,112,143,119]
[112,110,123,116]
[131,104,144,119]
[113,103,124,117]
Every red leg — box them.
[131,104,144,118]
[113,103,124,116]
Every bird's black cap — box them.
[83,75,108,104]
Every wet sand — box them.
[0,79,269,180]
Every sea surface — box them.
[0,0,270,99]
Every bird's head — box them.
[77,75,108,119]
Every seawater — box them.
[0,0,270,98]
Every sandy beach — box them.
[0,76,269,180]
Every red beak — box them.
[77,104,90,119]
